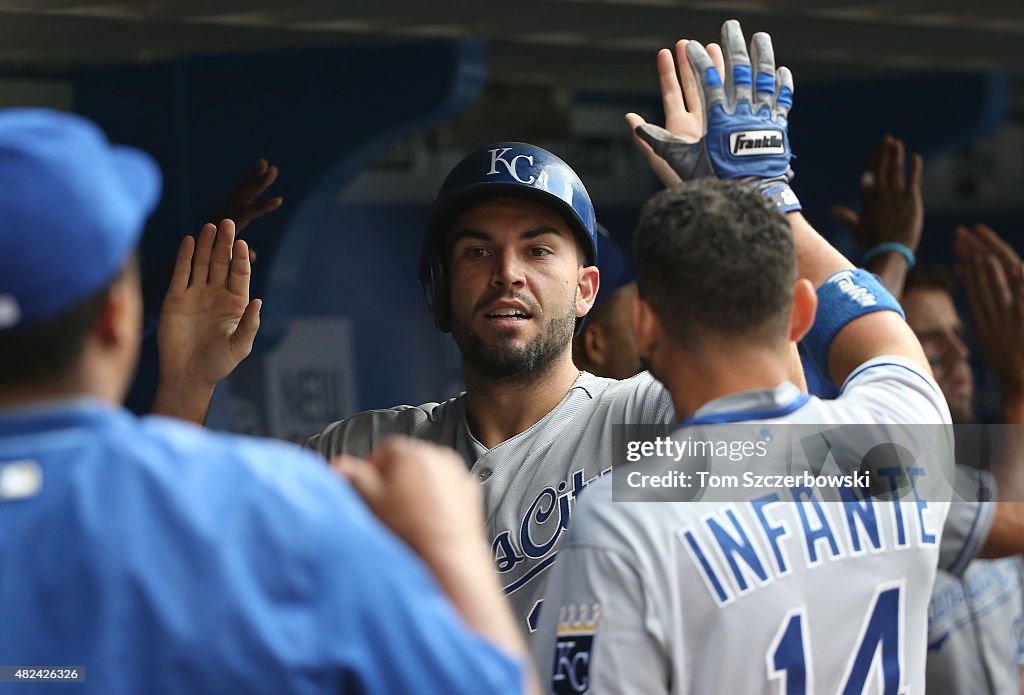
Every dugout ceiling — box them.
[2,0,1024,93]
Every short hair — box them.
[0,256,135,386]
[904,262,954,296]
[633,179,795,348]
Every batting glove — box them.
[636,20,801,213]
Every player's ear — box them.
[631,293,661,359]
[788,278,817,343]
[576,266,600,319]
[94,260,142,350]
[579,321,606,368]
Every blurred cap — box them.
[594,224,634,306]
[0,108,161,330]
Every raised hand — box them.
[626,40,724,187]
[210,158,283,236]
[955,224,1024,416]
[629,20,799,212]
[831,135,923,253]
[152,219,261,424]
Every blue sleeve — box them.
[254,451,525,694]
[137,420,524,693]
[799,341,839,399]
[313,481,524,691]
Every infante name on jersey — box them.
[683,490,941,608]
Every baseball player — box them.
[571,230,642,381]
[150,22,943,641]
[838,137,1024,694]
[534,166,950,695]
[0,108,535,694]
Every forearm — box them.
[789,212,854,285]
[864,252,910,300]
[150,378,215,425]
[790,212,931,383]
[426,541,540,695]
[979,501,1024,558]
[1002,388,1024,425]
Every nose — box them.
[490,250,526,289]
[941,330,969,366]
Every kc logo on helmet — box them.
[488,148,536,185]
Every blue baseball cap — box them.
[594,225,634,306]
[0,108,161,330]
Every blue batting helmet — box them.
[419,142,598,332]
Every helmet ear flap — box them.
[419,235,451,333]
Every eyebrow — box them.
[451,226,567,245]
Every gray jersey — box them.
[927,468,1024,695]
[307,371,674,630]
[533,357,953,694]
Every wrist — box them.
[861,242,916,269]
[151,377,216,425]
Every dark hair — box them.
[633,179,795,347]
[904,262,954,295]
[0,269,125,386]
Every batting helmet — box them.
[419,142,598,332]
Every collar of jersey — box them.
[0,397,117,439]
[679,382,810,425]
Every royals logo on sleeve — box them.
[551,603,600,695]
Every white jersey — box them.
[307,371,674,630]
[533,357,954,694]
[927,468,1024,695]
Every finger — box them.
[248,247,257,263]
[625,113,684,187]
[720,19,752,110]
[208,219,237,287]
[707,42,726,80]
[657,48,687,123]
[973,256,1004,327]
[227,238,252,296]
[877,137,895,190]
[168,235,195,295]
[953,225,976,261]
[974,223,1023,268]
[866,142,881,174]
[191,223,217,287]
[229,298,261,360]
[237,159,272,201]
[749,31,776,114]
[773,66,794,119]
[891,136,906,190]
[830,205,860,232]
[245,164,279,202]
[331,454,365,477]
[235,197,284,234]
[907,153,923,195]
[333,455,384,504]
[675,40,701,114]
[988,256,1014,308]
[685,41,726,111]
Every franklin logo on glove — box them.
[730,130,784,156]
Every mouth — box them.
[485,308,533,323]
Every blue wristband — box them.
[803,268,906,372]
[861,242,916,270]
